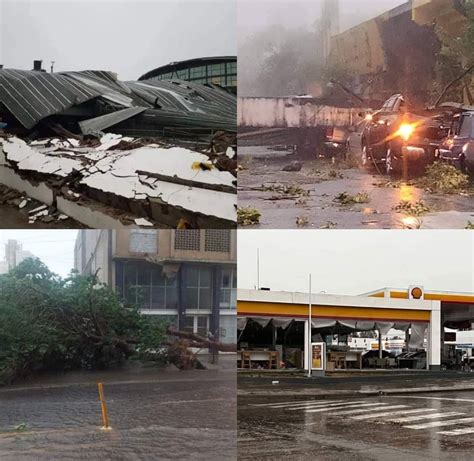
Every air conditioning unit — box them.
[408,285,424,300]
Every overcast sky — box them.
[238,230,474,295]
[0,0,236,80]
[238,0,408,39]
[0,230,78,278]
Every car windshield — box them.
[458,115,474,138]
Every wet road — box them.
[0,369,236,460]
[238,147,474,229]
[238,391,474,460]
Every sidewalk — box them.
[238,370,474,397]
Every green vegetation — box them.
[333,191,370,205]
[0,258,167,385]
[393,200,431,216]
[417,163,470,194]
[237,206,262,226]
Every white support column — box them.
[428,301,441,370]
[304,319,310,372]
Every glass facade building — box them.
[139,56,237,93]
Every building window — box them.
[129,230,157,253]
[205,229,230,252]
[174,229,201,251]
[177,69,189,80]
[220,267,237,309]
[226,61,237,74]
[208,63,226,76]
[190,66,206,78]
[116,261,177,310]
[184,266,212,310]
[184,315,210,337]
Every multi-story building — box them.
[328,0,473,106]
[0,240,35,274]
[74,229,237,344]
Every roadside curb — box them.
[238,384,474,397]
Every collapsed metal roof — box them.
[0,69,236,140]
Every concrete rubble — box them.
[0,134,237,228]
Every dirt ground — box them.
[237,146,474,229]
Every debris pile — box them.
[417,163,470,194]
[0,67,237,228]
[0,134,236,228]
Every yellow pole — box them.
[97,382,110,429]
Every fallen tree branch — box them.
[166,327,236,352]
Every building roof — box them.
[138,56,236,81]
[362,287,474,304]
[0,68,236,138]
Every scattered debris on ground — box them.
[393,200,431,216]
[296,216,308,227]
[400,216,423,229]
[237,206,261,226]
[320,221,337,229]
[333,191,370,205]
[282,161,303,172]
[261,183,309,197]
[13,423,28,432]
[0,184,82,226]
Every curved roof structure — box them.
[138,56,236,81]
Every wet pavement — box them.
[238,146,474,229]
[238,391,474,460]
[238,370,474,397]
[0,367,236,460]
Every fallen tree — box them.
[0,257,235,384]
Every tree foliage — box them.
[433,0,474,103]
[0,258,167,384]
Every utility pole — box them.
[50,61,55,73]
[256,248,260,290]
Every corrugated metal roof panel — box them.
[79,107,148,134]
[0,69,100,129]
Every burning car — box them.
[438,110,474,176]
[361,94,449,176]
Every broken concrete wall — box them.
[0,135,236,228]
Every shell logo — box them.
[410,286,423,299]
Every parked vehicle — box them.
[361,94,449,176]
[323,126,350,159]
[438,111,474,176]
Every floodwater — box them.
[237,146,474,229]
[0,366,236,460]
[238,390,474,460]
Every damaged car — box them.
[361,94,449,176]
[438,110,474,176]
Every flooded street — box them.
[238,146,474,229]
[0,367,236,460]
[238,391,474,460]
